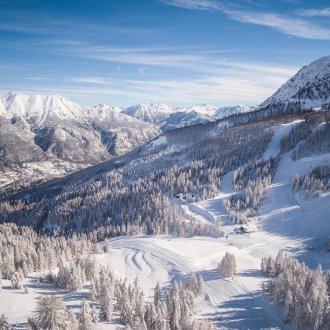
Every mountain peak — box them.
[259,55,330,112]
[1,91,83,124]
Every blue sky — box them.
[0,0,329,107]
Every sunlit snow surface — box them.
[1,120,329,329]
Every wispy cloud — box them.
[58,43,297,78]
[297,8,330,17]
[23,76,49,81]
[161,0,330,40]
[160,0,223,11]
[0,9,163,37]
[62,66,293,106]
[70,77,113,85]
[227,10,330,40]
[139,67,147,74]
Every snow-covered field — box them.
[1,119,329,329]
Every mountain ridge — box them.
[259,55,330,112]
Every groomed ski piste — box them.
[1,119,329,329]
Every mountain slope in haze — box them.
[122,103,256,130]
[0,115,48,166]
[82,105,159,156]
[122,103,175,124]
[0,92,160,162]
[214,104,257,119]
[0,92,160,191]
[160,110,214,131]
[259,55,330,112]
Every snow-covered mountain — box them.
[122,103,175,124]
[122,103,255,130]
[181,104,218,116]
[160,110,214,131]
[82,104,160,156]
[0,92,160,190]
[89,103,121,114]
[1,91,84,125]
[259,55,330,112]
[214,104,256,120]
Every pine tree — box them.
[11,272,23,289]
[218,252,237,278]
[197,275,204,295]
[309,265,328,329]
[170,300,181,330]
[91,307,99,323]
[0,314,10,330]
[79,300,97,330]
[145,302,159,330]
[187,273,199,296]
[154,282,162,307]
[35,295,72,330]
[283,289,294,323]
[120,298,134,326]
[103,238,110,253]
[89,277,99,301]
[181,288,194,321]
[274,250,284,276]
[100,288,113,322]
[68,310,79,330]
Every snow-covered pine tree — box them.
[89,276,100,301]
[79,300,97,330]
[218,252,237,278]
[35,295,73,330]
[0,314,10,330]
[154,281,162,307]
[103,238,110,253]
[187,273,199,296]
[68,310,79,330]
[283,289,294,323]
[11,272,23,289]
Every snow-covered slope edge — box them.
[259,55,330,113]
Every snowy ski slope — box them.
[1,119,329,329]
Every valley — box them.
[0,55,330,329]
[1,111,330,329]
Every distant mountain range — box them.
[0,92,258,189]
[0,92,160,190]
[121,103,256,130]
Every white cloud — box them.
[62,44,297,79]
[161,0,330,40]
[227,10,330,40]
[139,67,147,74]
[297,8,330,17]
[160,0,223,10]
[70,77,113,85]
[64,67,292,106]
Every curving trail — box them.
[97,232,294,329]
